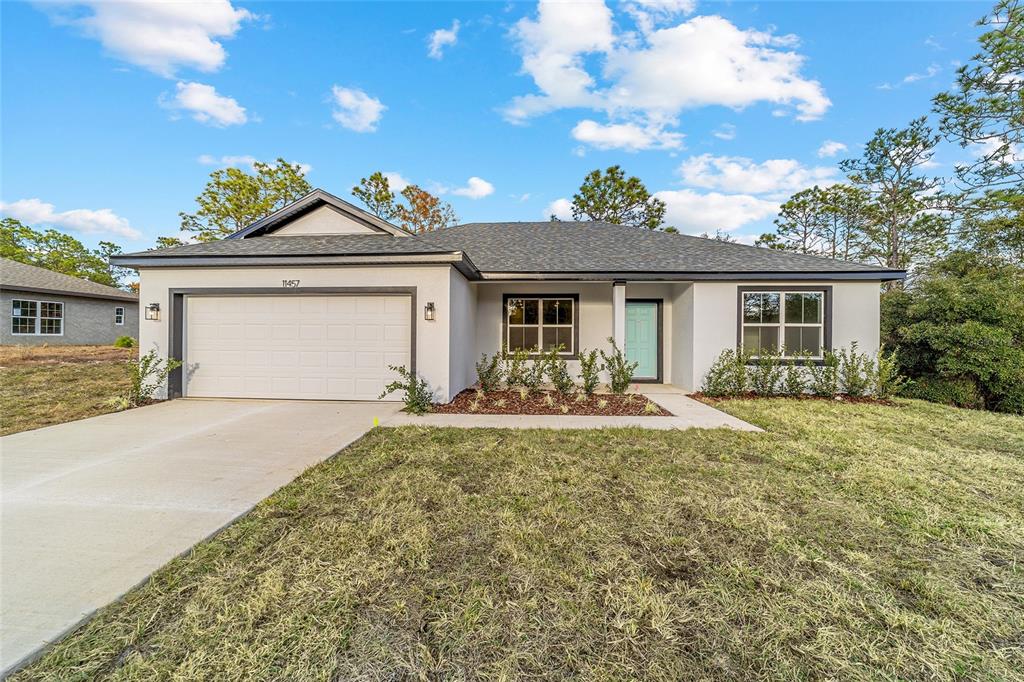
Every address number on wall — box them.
[282,279,301,288]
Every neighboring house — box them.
[1,258,138,346]
[112,189,905,401]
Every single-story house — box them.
[112,189,905,402]
[1,258,139,346]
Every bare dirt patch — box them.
[0,344,135,367]
[433,389,672,416]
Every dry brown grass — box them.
[0,346,134,435]
[11,399,1024,680]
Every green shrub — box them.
[600,337,638,394]
[119,350,182,407]
[577,348,601,396]
[543,346,575,394]
[908,375,985,410]
[875,348,910,400]
[503,347,530,389]
[837,341,874,397]
[522,356,547,394]
[379,365,433,414]
[475,352,503,393]
[780,352,809,396]
[807,351,840,398]
[749,346,783,396]
[702,348,737,397]
[113,335,136,348]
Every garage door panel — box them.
[186,295,411,400]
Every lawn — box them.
[12,399,1024,681]
[0,345,134,436]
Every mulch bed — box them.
[691,392,898,407]
[433,389,673,416]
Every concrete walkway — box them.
[386,386,760,432]
[0,399,399,676]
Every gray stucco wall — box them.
[1,290,139,345]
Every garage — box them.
[184,294,411,400]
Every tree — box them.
[840,118,951,277]
[0,218,128,288]
[817,184,872,261]
[177,158,312,242]
[352,171,401,221]
[571,165,666,229]
[154,236,188,249]
[397,185,459,233]
[698,228,736,242]
[770,187,828,253]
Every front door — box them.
[625,300,660,381]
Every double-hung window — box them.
[740,288,828,358]
[114,306,125,325]
[504,295,577,355]
[11,299,63,335]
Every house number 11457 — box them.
[282,279,300,288]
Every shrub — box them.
[113,335,137,348]
[749,346,783,396]
[504,347,530,389]
[600,337,638,394]
[875,347,910,400]
[780,352,809,396]
[577,349,601,396]
[544,346,575,394]
[837,341,874,397]
[379,365,433,414]
[521,356,547,394]
[807,351,840,398]
[908,375,985,410]
[120,350,182,408]
[475,352,503,393]
[702,348,737,397]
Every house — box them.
[1,258,138,346]
[112,189,905,401]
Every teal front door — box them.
[625,301,659,380]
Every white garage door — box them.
[185,295,411,400]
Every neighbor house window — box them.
[504,295,577,354]
[740,289,828,358]
[114,306,125,325]
[11,299,63,335]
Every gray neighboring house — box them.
[1,258,138,345]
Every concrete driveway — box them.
[0,399,399,676]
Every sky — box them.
[0,0,991,251]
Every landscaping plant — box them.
[577,348,601,396]
[113,335,137,348]
[379,365,433,414]
[120,350,182,408]
[875,347,910,400]
[749,346,783,396]
[599,337,638,394]
[521,355,548,395]
[701,348,737,397]
[474,352,503,393]
[807,351,840,398]
[543,346,575,394]
[780,351,809,396]
[837,341,874,397]
[503,347,530,389]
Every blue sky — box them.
[1,0,988,250]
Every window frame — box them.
[502,293,580,358]
[11,298,64,336]
[114,306,125,325]
[736,286,831,362]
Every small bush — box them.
[379,365,433,414]
[749,346,783,396]
[807,352,840,398]
[475,352,503,393]
[600,337,638,394]
[908,375,985,410]
[780,352,809,396]
[578,348,601,396]
[503,347,530,389]
[875,348,910,400]
[544,346,575,394]
[120,350,182,408]
[113,335,136,348]
[522,356,547,394]
[837,341,874,397]
[702,348,737,397]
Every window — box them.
[504,295,577,354]
[115,306,125,325]
[11,299,63,335]
[739,288,827,358]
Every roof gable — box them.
[228,189,411,239]
[272,205,386,236]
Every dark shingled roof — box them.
[115,221,902,279]
[1,258,138,302]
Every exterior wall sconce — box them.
[424,302,436,321]
[145,303,161,321]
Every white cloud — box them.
[625,0,697,34]
[428,20,460,59]
[330,85,386,133]
[504,2,830,133]
[162,81,247,126]
[713,123,736,140]
[1,198,140,240]
[198,155,312,174]
[571,119,684,151]
[544,198,573,220]
[817,140,847,158]
[47,0,253,77]
[676,154,836,195]
[903,63,940,84]
[654,189,778,232]
[382,171,411,192]
[449,177,495,199]
[970,138,1023,161]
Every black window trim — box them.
[736,286,832,364]
[502,293,581,359]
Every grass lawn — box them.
[13,399,1024,680]
[0,345,134,436]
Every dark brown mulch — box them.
[433,389,673,416]
[691,391,898,407]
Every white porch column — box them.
[612,281,626,350]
